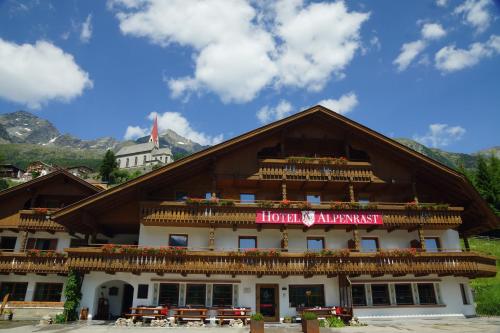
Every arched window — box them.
[126,158,129,167]
[143,155,147,164]
[134,156,138,166]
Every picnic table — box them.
[125,307,166,321]
[172,308,208,323]
[215,307,251,325]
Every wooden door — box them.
[256,284,280,322]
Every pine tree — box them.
[475,155,500,215]
[99,150,118,183]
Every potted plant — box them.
[3,309,13,320]
[250,313,264,333]
[283,316,292,323]
[302,312,318,333]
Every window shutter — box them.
[49,239,58,251]
[26,238,35,250]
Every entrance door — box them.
[121,284,134,316]
[256,284,279,322]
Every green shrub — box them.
[54,313,66,324]
[324,316,345,327]
[251,313,264,321]
[302,312,317,320]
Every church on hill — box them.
[115,116,173,169]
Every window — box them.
[205,192,212,199]
[143,155,147,164]
[240,193,255,204]
[307,237,325,251]
[371,284,390,305]
[395,284,414,305]
[175,191,188,201]
[352,285,366,306]
[417,283,437,305]
[159,283,179,306]
[0,237,17,251]
[126,158,129,167]
[134,156,138,166]
[460,283,470,305]
[0,282,28,301]
[239,236,257,250]
[117,159,121,166]
[424,237,441,252]
[186,284,206,306]
[289,285,325,307]
[168,234,188,248]
[361,238,379,252]
[306,194,321,205]
[212,284,233,307]
[33,283,63,302]
[26,238,58,250]
[137,284,149,299]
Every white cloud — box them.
[0,38,93,109]
[149,112,223,145]
[393,40,426,72]
[256,100,293,124]
[421,23,447,40]
[435,34,500,72]
[370,36,381,51]
[273,1,370,91]
[80,14,93,43]
[454,0,493,33]
[318,92,358,115]
[110,0,369,103]
[414,123,466,148]
[436,0,448,7]
[124,125,148,140]
[393,22,446,72]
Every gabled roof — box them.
[52,105,499,235]
[0,168,102,199]
[116,142,156,156]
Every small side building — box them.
[0,164,24,179]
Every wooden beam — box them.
[156,272,164,277]
[232,224,237,232]
[326,273,337,278]
[392,273,406,277]
[281,273,289,279]
[366,226,378,233]
[414,273,429,277]
[387,226,398,233]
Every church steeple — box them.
[149,115,159,148]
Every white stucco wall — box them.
[138,225,461,252]
[78,271,476,320]
[0,273,67,302]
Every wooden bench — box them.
[172,308,208,323]
[215,308,251,325]
[126,307,166,322]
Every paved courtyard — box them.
[0,317,499,333]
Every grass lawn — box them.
[466,237,500,315]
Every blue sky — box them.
[0,0,499,152]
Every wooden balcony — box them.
[140,201,463,229]
[65,247,497,278]
[0,252,67,274]
[18,209,65,232]
[258,158,383,183]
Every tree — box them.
[63,270,83,321]
[474,155,500,215]
[0,179,8,191]
[99,150,118,183]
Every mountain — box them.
[395,138,499,170]
[0,110,497,172]
[0,110,207,169]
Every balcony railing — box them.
[258,158,382,183]
[65,247,496,278]
[0,252,67,274]
[18,209,65,232]
[140,201,463,229]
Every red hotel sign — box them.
[256,210,383,227]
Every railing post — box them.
[462,234,470,252]
[353,226,360,252]
[418,225,426,251]
[208,224,215,251]
[281,226,288,252]
[281,182,287,200]
[348,182,355,202]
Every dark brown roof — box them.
[52,105,499,235]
